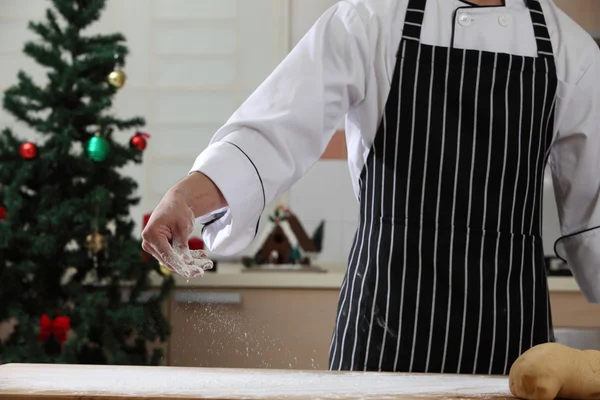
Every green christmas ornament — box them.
[86,133,109,162]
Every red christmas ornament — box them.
[188,237,204,250]
[142,212,153,261]
[130,132,150,151]
[143,212,152,229]
[0,206,6,221]
[38,314,70,344]
[19,142,38,159]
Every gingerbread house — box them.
[245,206,324,267]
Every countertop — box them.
[0,363,515,399]
[149,262,582,292]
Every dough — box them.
[509,342,600,400]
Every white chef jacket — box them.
[190,0,600,302]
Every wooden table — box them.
[0,363,516,400]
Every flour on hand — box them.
[162,245,213,279]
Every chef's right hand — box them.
[141,172,226,275]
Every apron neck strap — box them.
[527,0,554,57]
[400,0,555,58]
[400,1,427,43]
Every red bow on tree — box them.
[38,314,70,343]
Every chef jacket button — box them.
[498,15,511,27]
[458,13,472,26]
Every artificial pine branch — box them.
[45,9,64,37]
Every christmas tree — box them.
[0,0,173,365]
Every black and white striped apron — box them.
[329,0,558,375]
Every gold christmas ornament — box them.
[85,232,106,254]
[159,264,172,276]
[107,70,126,88]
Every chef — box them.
[142,0,600,375]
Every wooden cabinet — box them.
[554,0,600,33]
[550,291,600,328]
[165,287,600,370]
[167,288,340,370]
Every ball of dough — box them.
[509,342,600,400]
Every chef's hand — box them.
[141,172,226,277]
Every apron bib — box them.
[329,0,558,375]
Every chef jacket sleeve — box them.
[188,2,371,255]
[551,46,600,303]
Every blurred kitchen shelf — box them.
[147,262,583,293]
[547,276,582,292]
[241,264,328,273]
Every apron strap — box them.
[401,0,555,58]
[527,0,555,57]
[401,0,427,43]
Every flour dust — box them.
[173,302,319,370]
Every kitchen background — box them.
[0,0,598,268]
[0,0,598,369]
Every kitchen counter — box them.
[0,363,515,399]
[149,263,582,292]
